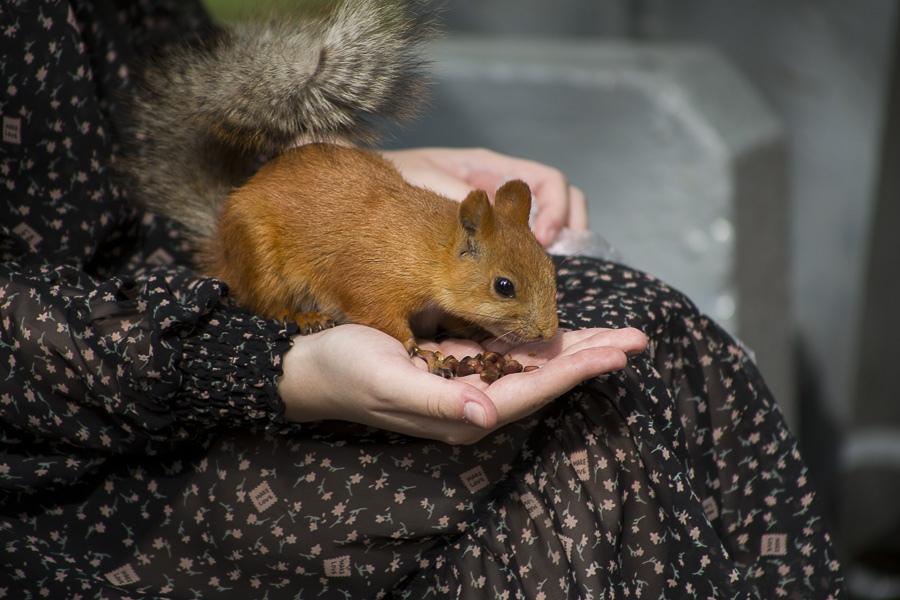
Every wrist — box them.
[278,333,329,422]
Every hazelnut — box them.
[457,356,482,377]
[482,351,502,365]
[443,355,459,373]
[501,359,523,375]
[480,365,500,384]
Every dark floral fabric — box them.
[0,1,843,598]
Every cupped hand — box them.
[279,324,647,445]
[381,147,588,247]
[418,327,648,427]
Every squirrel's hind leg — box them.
[290,311,336,335]
[270,285,340,334]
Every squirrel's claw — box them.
[293,311,335,335]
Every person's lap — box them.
[195,256,839,597]
[5,257,841,598]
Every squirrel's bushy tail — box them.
[122,0,431,239]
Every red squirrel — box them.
[198,143,558,371]
[120,0,558,373]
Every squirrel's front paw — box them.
[411,348,459,379]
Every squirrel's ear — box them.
[494,179,532,226]
[459,190,494,236]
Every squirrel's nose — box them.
[540,317,559,341]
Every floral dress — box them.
[0,1,844,598]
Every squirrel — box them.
[120,0,559,374]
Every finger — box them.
[373,366,499,430]
[490,346,629,423]
[489,327,615,360]
[497,328,597,357]
[567,185,588,230]
[464,150,568,242]
[450,149,569,244]
[454,148,513,192]
[381,150,475,201]
[465,170,509,198]
[417,171,474,202]
[556,327,649,358]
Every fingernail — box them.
[463,402,488,428]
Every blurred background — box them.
[207,1,900,597]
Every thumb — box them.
[492,346,627,423]
[379,368,499,429]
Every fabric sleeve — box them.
[0,260,297,454]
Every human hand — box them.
[381,147,588,247]
[278,324,647,444]
[417,327,647,428]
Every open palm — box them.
[418,327,648,428]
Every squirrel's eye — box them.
[494,277,516,298]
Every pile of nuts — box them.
[427,350,539,383]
